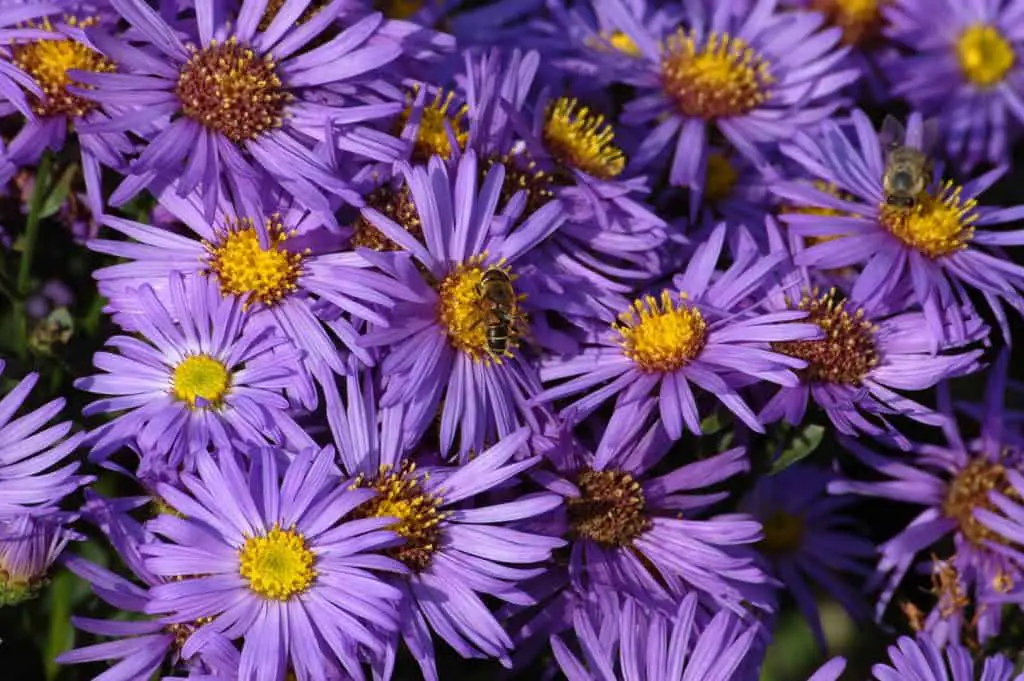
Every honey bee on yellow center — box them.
[880,114,936,210]
[477,266,520,359]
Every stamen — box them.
[880,181,976,258]
[171,355,231,409]
[615,290,707,373]
[567,468,650,547]
[238,524,316,601]
[352,185,423,251]
[543,97,625,179]
[204,215,306,308]
[398,87,467,162]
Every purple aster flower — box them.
[757,217,986,446]
[0,360,86,517]
[74,0,406,222]
[358,151,584,459]
[738,464,875,650]
[141,444,407,680]
[829,352,1024,647]
[331,370,564,679]
[776,109,1024,343]
[87,184,409,402]
[534,222,823,438]
[883,0,1024,171]
[75,272,315,473]
[811,636,1024,681]
[0,3,131,213]
[602,0,857,196]
[0,510,81,605]
[551,592,759,681]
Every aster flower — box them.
[75,272,315,472]
[603,0,857,197]
[0,360,86,517]
[550,592,759,681]
[87,184,410,401]
[330,370,564,679]
[829,352,1024,646]
[0,511,81,605]
[73,0,406,221]
[534,222,822,438]
[358,150,584,459]
[776,109,1024,343]
[758,217,986,445]
[883,0,1024,171]
[738,464,875,650]
[141,445,407,680]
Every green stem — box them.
[17,152,52,295]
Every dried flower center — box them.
[771,289,878,385]
[399,87,467,162]
[956,24,1015,87]
[704,152,739,203]
[11,18,115,118]
[352,185,423,251]
[943,458,1021,547]
[176,39,289,143]
[543,97,625,180]
[568,468,650,547]
[205,217,305,307]
[351,462,444,572]
[759,510,805,555]
[482,154,556,217]
[374,0,423,20]
[660,29,773,119]
[436,257,524,362]
[809,0,885,46]
[616,290,707,373]
[258,0,326,31]
[880,181,977,258]
[238,524,316,600]
[172,354,231,408]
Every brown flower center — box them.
[943,458,1021,547]
[352,185,423,251]
[567,468,650,547]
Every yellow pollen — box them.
[930,558,969,618]
[398,87,468,162]
[542,97,625,180]
[956,24,1015,87]
[171,355,231,408]
[615,290,707,373]
[704,152,739,203]
[176,38,289,143]
[435,256,525,363]
[660,29,774,119]
[943,458,1022,548]
[810,0,886,46]
[238,524,316,600]
[351,462,444,572]
[759,510,805,555]
[880,181,977,258]
[204,216,305,308]
[11,17,115,119]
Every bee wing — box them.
[880,114,906,149]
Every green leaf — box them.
[43,568,74,681]
[39,163,77,219]
[770,424,825,474]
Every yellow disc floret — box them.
[880,181,977,258]
[436,256,524,363]
[205,216,306,307]
[616,290,707,372]
[172,354,231,408]
[398,87,468,161]
[543,97,626,179]
[660,29,774,119]
[238,524,316,601]
[956,24,1015,87]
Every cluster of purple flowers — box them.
[2,0,1024,679]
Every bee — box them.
[477,266,520,359]
[881,115,938,209]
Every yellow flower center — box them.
[171,355,231,408]
[374,0,423,20]
[759,510,805,555]
[542,97,625,180]
[771,289,879,385]
[351,462,444,572]
[704,152,739,203]
[586,30,642,57]
[660,29,774,119]
[809,0,886,46]
[204,216,305,307]
[398,87,468,162]
[615,290,707,373]
[943,458,1021,547]
[436,257,524,363]
[956,24,1015,87]
[176,38,289,143]
[10,17,115,118]
[238,524,316,600]
[880,181,977,258]
[352,185,423,251]
[567,468,650,547]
